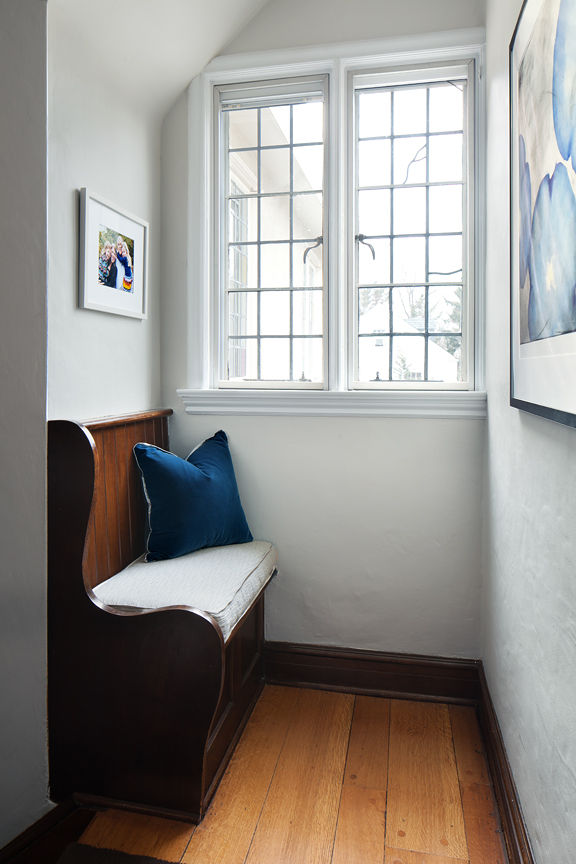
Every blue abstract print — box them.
[519,0,576,343]
[553,0,576,170]
[528,163,576,340]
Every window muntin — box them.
[352,70,472,389]
[217,78,327,387]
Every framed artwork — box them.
[510,0,576,427]
[79,188,148,319]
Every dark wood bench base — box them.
[48,411,272,822]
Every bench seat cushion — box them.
[92,540,277,642]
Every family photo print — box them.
[79,188,148,319]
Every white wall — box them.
[483,1,576,860]
[47,7,163,420]
[223,0,484,54]
[169,415,485,656]
[0,0,50,847]
[162,0,487,658]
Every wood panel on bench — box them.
[48,410,270,822]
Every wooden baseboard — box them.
[477,665,535,864]
[264,640,482,703]
[0,800,94,864]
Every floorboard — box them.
[344,695,390,790]
[332,785,387,864]
[384,849,468,864]
[385,700,468,859]
[79,810,193,863]
[244,688,353,864]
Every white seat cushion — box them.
[92,540,277,642]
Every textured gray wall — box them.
[0,0,49,847]
[483,0,576,860]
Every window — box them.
[352,67,473,390]
[181,38,486,416]
[216,77,328,387]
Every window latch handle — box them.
[303,236,323,263]
[356,234,376,259]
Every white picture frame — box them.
[79,187,149,319]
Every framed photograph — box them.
[79,188,148,319]
[510,0,576,427]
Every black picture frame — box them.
[510,0,576,428]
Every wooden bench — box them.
[48,409,276,822]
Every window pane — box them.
[428,335,462,382]
[260,148,290,193]
[293,337,323,382]
[228,338,258,380]
[293,145,324,192]
[229,150,258,194]
[393,88,427,135]
[293,241,323,287]
[261,243,290,289]
[229,196,257,243]
[260,290,290,335]
[429,185,463,233]
[359,287,390,334]
[393,187,426,235]
[293,193,322,239]
[228,108,258,149]
[293,290,323,335]
[393,287,426,331]
[260,195,290,241]
[429,134,463,183]
[358,336,390,381]
[428,235,462,282]
[392,335,425,381]
[429,286,462,333]
[260,338,290,379]
[358,91,391,138]
[229,292,258,336]
[358,139,391,187]
[358,238,391,286]
[393,137,427,185]
[392,237,426,283]
[429,83,463,133]
[228,244,257,290]
[358,189,391,236]
[293,102,323,143]
[261,105,290,146]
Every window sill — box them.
[177,388,487,418]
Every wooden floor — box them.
[79,686,507,864]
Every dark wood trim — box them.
[264,641,482,704]
[0,801,94,864]
[71,794,199,825]
[82,408,172,431]
[477,665,536,864]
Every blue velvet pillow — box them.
[133,430,253,561]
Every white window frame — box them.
[178,29,487,418]
[349,62,475,392]
[215,75,330,390]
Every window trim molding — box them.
[184,28,486,415]
[177,387,487,418]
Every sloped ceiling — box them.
[48,0,271,118]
